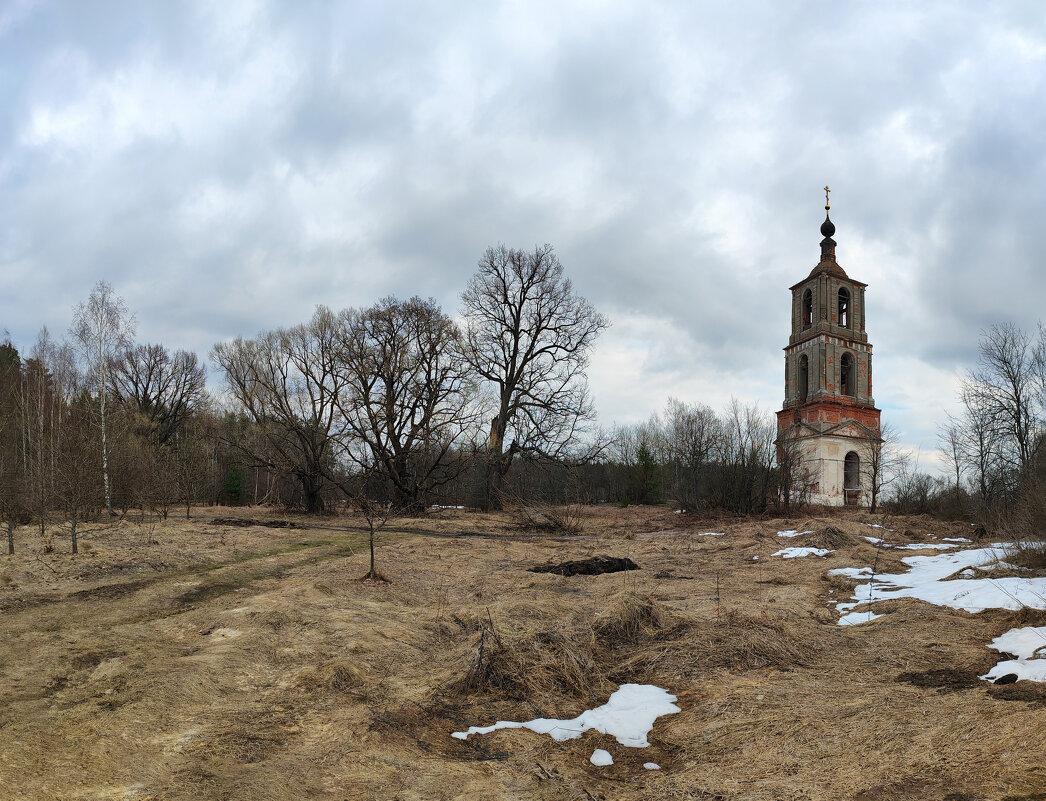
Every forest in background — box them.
[2,245,1046,556]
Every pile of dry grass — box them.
[591,590,678,646]
[296,657,366,695]
[452,620,604,705]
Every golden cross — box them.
[824,185,831,210]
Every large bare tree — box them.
[212,306,345,513]
[964,322,1045,474]
[332,297,479,513]
[110,343,206,445]
[461,244,609,507]
[70,281,136,516]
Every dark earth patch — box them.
[211,517,299,528]
[895,668,980,691]
[530,555,639,577]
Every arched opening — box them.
[802,289,813,329]
[844,451,860,506]
[840,352,853,396]
[838,287,850,328]
[798,354,809,403]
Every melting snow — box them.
[834,545,1046,625]
[838,610,885,626]
[828,566,874,578]
[451,684,680,748]
[643,762,661,770]
[590,749,613,766]
[777,529,813,538]
[698,531,725,537]
[773,547,833,559]
[980,626,1046,683]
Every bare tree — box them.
[461,244,609,508]
[332,297,479,513]
[964,323,1044,474]
[110,344,206,445]
[864,421,903,513]
[937,415,966,491]
[212,306,345,513]
[70,281,136,516]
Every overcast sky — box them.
[3,1,1045,467]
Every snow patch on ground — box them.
[773,547,833,559]
[980,626,1046,683]
[643,762,661,770]
[451,684,680,749]
[890,543,957,551]
[698,531,725,537]
[777,529,813,538]
[828,566,874,578]
[838,609,885,626]
[835,545,1046,625]
[590,748,613,765]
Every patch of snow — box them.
[698,531,725,537]
[590,749,614,766]
[838,610,885,626]
[451,684,680,748]
[777,529,813,538]
[430,505,465,509]
[980,626,1046,683]
[944,537,973,543]
[835,545,1046,624]
[890,543,957,551]
[643,762,661,770]
[863,523,893,530]
[828,566,874,578]
[751,555,760,561]
[773,547,833,559]
[863,536,885,545]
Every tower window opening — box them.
[840,352,853,396]
[799,354,809,403]
[838,287,850,328]
[802,289,813,329]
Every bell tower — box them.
[776,189,881,506]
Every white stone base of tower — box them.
[779,425,880,507]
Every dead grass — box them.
[0,504,1043,800]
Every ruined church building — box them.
[776,191,882,506]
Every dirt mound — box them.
[211,518,299,529]
[529,554,639,576]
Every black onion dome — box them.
[820,213,836,238]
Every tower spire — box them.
[819,185,836,260]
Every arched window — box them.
[844,451,860,506]
[840,352,853,396]
[838,287,850,328]
[798,354,809,403]
[802,289,813,329]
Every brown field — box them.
[1,505,1044,801]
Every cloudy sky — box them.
[2,1,1045,466]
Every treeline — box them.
[0,245,612,551]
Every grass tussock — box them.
[591,590,677,646]
[452,620,603,704]
[297,657,366,695]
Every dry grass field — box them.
[1,505,1044,801]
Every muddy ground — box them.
[0,505,1043,801]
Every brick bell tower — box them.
[776,189,881,506]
